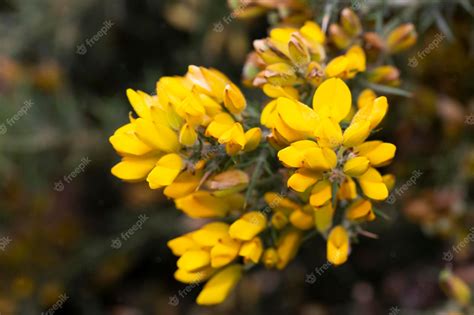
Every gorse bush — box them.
[109,6,416,306]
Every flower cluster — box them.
[110,7,409,306]
[243,8,416,91]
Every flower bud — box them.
[329,24,352,49]
[439,270,472,307]
[386,23,417,54]
[368,66,400,86]
[341,8,362,37]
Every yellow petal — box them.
[352,96,388,130]
[263,84,299,99]
[244,128,262,152]
[287,169,321,192]
[382,174,396,191]
[196,264,243,305]
[260,100,278,128]
[355,141,396,167]
[309,180,332,207]
[134,118,180,152]
[343,120,371,147]
[192,222,230,247]
[276,229,303,269]
[109,123,152,156]
[346,199,375,222]
[337,177,357,200]
[262,248,279,268]
[167,234,199,256]
[358,168,389,200]
[174,191,233,218]
[210,235,241,268]
[229,211,267,241]
[179,123,197,146]
[289,208,314,230]
[313,78,352,123]
[314,117,343,148]
[314,202,334,233]
[127,89,151,119]
[206,113,235,139]
[357,89,376,109]
[163,171,201,199]
[278,140,319,168]
[271,211,289,230]
[174,267,214,284]
[177,250,211,272]
[343,156,370,177]
[327,226,350,266]
[300,21,325,44]
[239,237,263,264]
[277,97,319,133]
[288,33,310,66]
[146,153,183,189]
[345,45,366,76]
[111,156,157,181]
[304,147,337,170]
[224,83,246,114]
[325,56,349,78]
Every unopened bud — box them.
[341,8,362,37]
[386,23,417,54]
[329,24,352,49]
[439,270,471,307]
[368,66,400,86]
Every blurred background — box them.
[0,0,473,314]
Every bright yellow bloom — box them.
[276,229,303,269]
[229,211,267,241]
[196,264,243,305]
[239,237,263,264]
[327,225,350,266]
[175,191,244,218]
[346,199,375,222]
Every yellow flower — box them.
[229,211,267,241]
[314,202,335,233]
[239,237,263,264]
[345,199,375,222]
[210,235,241,268]
[262,248,279,268]
[175,191,244,218]
[196,264,243,305]
[276,229,303,269]
[327,225,350,266]
[325,46,366,79]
